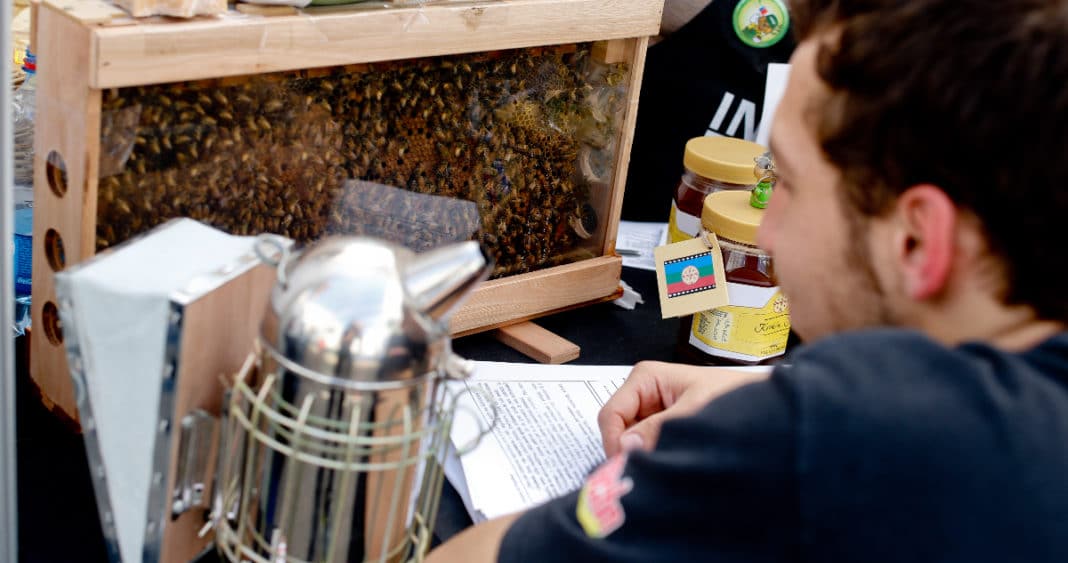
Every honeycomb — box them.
[96,43,629,277]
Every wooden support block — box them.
[495,321,580,364]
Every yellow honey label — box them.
[689,287,790,362]
[668,201,701,243]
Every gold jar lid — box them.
[683,136,766,185]
[702,190,764,245]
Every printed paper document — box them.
[445,362,632,522]
[444,361,773,523]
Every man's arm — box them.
[427,362,768,562]
[425,512,521,563]
[426,362,766,561]
[432,372,797,562]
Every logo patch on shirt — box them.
[733,0,790,48]
[575,454,633,538]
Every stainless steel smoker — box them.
[214,235,492,563]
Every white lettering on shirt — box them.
[707,91,759,141]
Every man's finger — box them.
[616,410,672,455]
[599,409,629,457]
[598,362,671,455]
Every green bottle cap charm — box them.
[750,180,773,209]
[751,151,775,209]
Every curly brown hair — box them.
[792,0,1068,322]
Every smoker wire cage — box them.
[213,353,469,563]
[31,0,661,423]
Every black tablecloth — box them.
[16,268,680,562]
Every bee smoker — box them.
[213,235,492,563]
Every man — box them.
[429,0,1068,560]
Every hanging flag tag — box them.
[654,233,730,319]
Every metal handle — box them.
[172,409,219,519]
[444,356,499,456]
[253,234,293,289]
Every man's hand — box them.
[598,361,770,456]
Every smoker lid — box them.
[260,236,444,385]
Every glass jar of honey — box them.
[679,189,791,365]
[668,136,766,243]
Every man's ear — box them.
[894,185,957,300]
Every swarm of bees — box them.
[96,43,629,277]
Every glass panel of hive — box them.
[96,42,630,279]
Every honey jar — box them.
[668,136,766,243]
[680,189,791,365]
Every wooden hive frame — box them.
[32,0,662,422]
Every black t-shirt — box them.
[499,329,1068,561]
[621,0,795,222]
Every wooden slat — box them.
[450,255,622,335]
[600,35,648,256]
[29,0,41,60]
[452,288,623,338]
[495,321,580,364]
[89,0,664,88]
[31,3,103,420]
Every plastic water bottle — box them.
[11,48,36,335]
[12,187,32,336]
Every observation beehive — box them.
[32,0,662,421]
